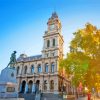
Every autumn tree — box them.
[60,23,100,90]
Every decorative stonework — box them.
[16,12,70,94]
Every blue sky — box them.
[0,0,100,72]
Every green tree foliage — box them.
[60,23,100,90]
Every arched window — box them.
[17,66,20,75]
[47,40,50,47]
[31,65,34,74]
[53,39,55,46]
[45,63,48,73]
[28,80,33,93]
[21,80,26,93]
[51,63,55,73]
[24,66,27,74]
[38,64,41,73]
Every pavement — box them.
[35,93,40,100]
[77,97,87,100]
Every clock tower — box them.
[42,12,64,59]
[16,12,71,95]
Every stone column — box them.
[29,63,32,74]
[48,60,51,73]
[54,78,59,94]
[42,75,44,92]
[55,60,58,72]
[21,63,24,75]
[17,78,21,92]
[44,39,46,48]
[19,65,21,75]
[56,36,59,47]
[42,61,44,73]
[34,62,37,73]
[47,80,50,92]
[27,64,30,74]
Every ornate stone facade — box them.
[16,12,71,94]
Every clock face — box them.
[50,24,55,30]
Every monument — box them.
[0,51,24,100]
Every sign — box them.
[7,87,15,92]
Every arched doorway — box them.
[36,80,40,92]
[28,80,33,93]
[50,80,54,91]
[59,80,63,92]
[44,80,47,91]
[21,81,26,93]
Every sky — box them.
[0,0,100,73]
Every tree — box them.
[60,23,100,91]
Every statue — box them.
[0,51,18,98]
[7,51,17,68]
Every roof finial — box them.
[51,12,58,19]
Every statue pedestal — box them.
[0,67,18,98]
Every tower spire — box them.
[51,12,58,19]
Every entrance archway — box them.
[21,80,26,93]
[28,80,33,93]
[44,80,47,91]
[36,80,40,92]
[50,80,54,91]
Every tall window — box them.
[24,66,27,74]
[31,65,34,74]
[51,63,55,73]
[47,40,50,47]
[17,66,20,75]
[45,63,48,73]
[53,39,55,46]
[38,65,41,73]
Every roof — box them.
[17,54,42,62]
[48,12,58,21]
